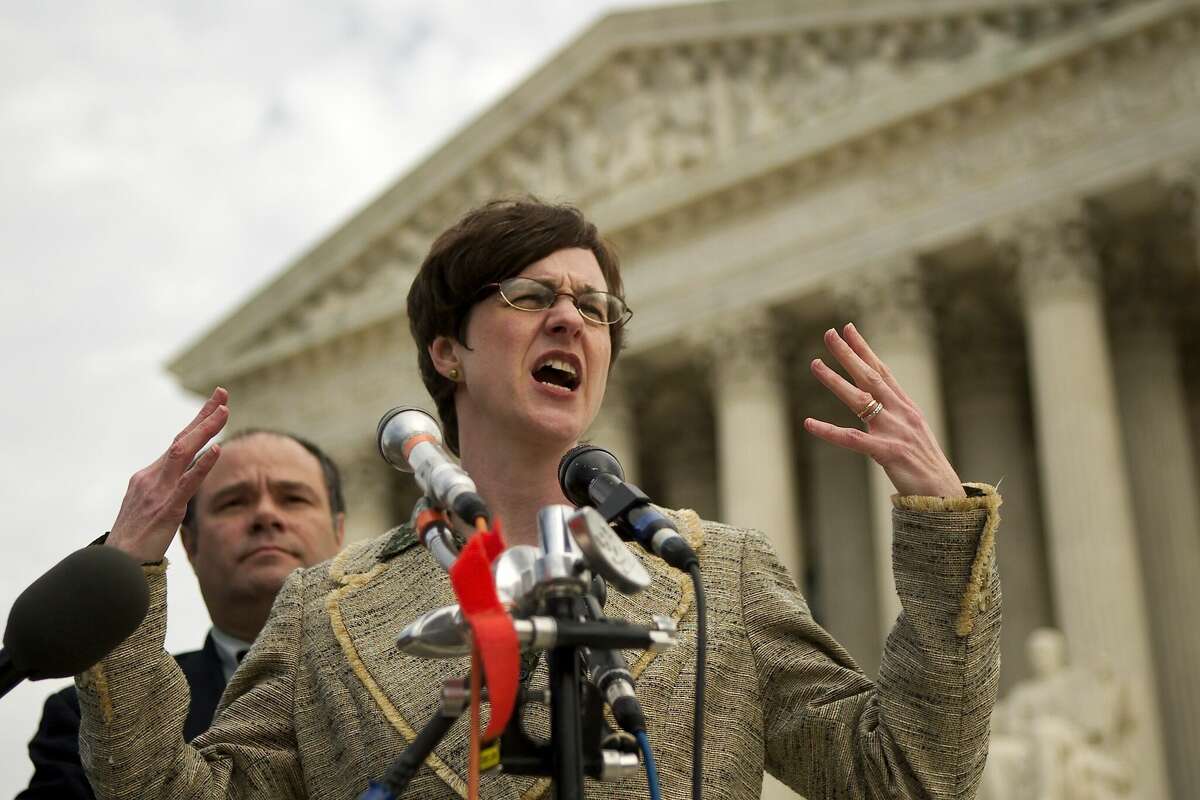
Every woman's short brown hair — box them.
[406,197,626,454]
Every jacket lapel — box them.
[329,536,514,798]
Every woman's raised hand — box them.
[803,323,965,499]
[107,387,230,562]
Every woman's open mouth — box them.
[531,356,580,392]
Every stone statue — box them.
[496,128,551,194]
[554,100,607,193]
[732,40,780,143]
[776,38,853,123]
[856,27,908,88]
[982,628,1134,800]
[705,44,738,155]
[658,49,710,171]
[602,59,660,186]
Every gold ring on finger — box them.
[859,400,884,422]
[855,397,878,419]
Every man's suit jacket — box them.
[75,488,1002,800]
[19,634,226,800]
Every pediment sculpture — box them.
[208,1,1160,371]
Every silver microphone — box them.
[408,497,460,572]
[395,606,675,659]
[377,406,490,524]
[567,506,650,596]
[536,505,588,590]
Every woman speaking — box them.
[81,197,1001,800]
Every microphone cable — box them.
[635,729,663,800]
[688,563,706,800]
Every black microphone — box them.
[558,445,698,571]
[2,546,150,699]
[582,593,646,735]
[377,407,490,526]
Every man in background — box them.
[19,397,347,800]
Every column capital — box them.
[687,311,783,387]
[832,254,934,343]
[1157,156,1200,204]
[1156,157,1200,273]
[1101,231,1179,333]
[989,200,1101,300]
[937,286,1027,395]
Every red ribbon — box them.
[448,519,518,740]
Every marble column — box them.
[1156,159,1200,509]
[1107,234,1200,800]
[802,379,881,678]
[939,288,1054,694]
[993,201,1169,800]
[707,315,805,583]
[1189,344,1200,508]
[341,449,409,544]
[635,359,720,521]
[842,258,949,636]
[584,369,640,484]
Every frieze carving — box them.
[874,16,1200,211]
[232,0,1176,364]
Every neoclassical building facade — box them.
[171,1,1200,797]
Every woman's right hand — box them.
[106,387,229,563]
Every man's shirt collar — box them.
[208,625,254,683]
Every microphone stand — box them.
[546,593,587,800]
[495,570,607,799]
[376,504,670,799]
[361,678,468,800]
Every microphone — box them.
[408,497,459,572]
[582,593,646,735]
[377,407,490,525]
[558,445,698,572]
[2,546,150,699]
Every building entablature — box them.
[169,0,1199,394]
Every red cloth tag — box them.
[449,519,518,740]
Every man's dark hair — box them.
[181,429,346,534]
[406,196,626,455]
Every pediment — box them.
[169,0,1179,390]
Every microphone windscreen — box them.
[558,444,625,507]
[377,406,442,472]
[3,546,149,679]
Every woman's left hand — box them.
[803,323,965,499]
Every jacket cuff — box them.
[892,483,1002,637]
[75,560,169,723]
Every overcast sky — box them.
[0,1,685,792]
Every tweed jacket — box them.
[76,485,1001,800]
[19,635,225,800]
